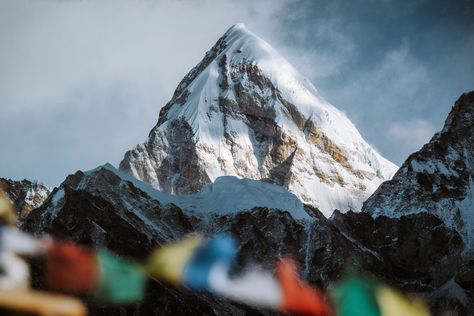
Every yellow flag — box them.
[145,234,203,285]
[376,286,430,316]
[0,191,16,226]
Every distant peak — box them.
[227,23,247,33]
[223,23,253,40]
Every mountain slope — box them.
[22,164,467,315]
[119,23,397,216]
[364,91,474,251]
[0,178,50,219]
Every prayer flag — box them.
[332,276,381,316]
[0,226,45,255]
[0,289,87,316]
[183,234,236,290]
[0,252,30,291]
[95,250,146,304]
[45,242,98,294]
[277,259,331,316]
[208,262,283,309]
[145,234,202,285]
[0,192,16,226]
[376,286,430,316]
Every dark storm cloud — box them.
[0,0,473,185]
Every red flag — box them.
[45,241,98,294]
[277,258,331,316]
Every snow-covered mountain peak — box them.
[221,23,252,44]
[120,24,398,216]
[161,23,325,126]
[225,22,246,33]
[216,22,279,60]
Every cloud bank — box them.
[0,0,286,185]
[0,0,473,186]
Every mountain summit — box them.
[119,23,397,216]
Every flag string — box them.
[0,226,431,316]
[0,193,430,316]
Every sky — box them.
[0,0,473,187]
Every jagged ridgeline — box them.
[119,23,397,216]
[8,23,473,315]
[21,91,474,315]
[0,178,50,219]
[22,163,466,315]
[364,91,474,252]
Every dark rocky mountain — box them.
[22,162,471,315]
[0,177,50,219]
[364,91,474,253]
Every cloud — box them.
[270,0,473,165]
[373,43,429,96]
[312,41,440,164]
[0,0,286,114]
[388,119,437,149]
[0,0,472,185]
[332,42,430,116]
[0,0,289,185]
[274,16,356,81]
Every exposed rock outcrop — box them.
[0,178,50,219]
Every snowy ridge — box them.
[364,91,474,251]
[120,23,398,216]
[178,176,309,219]
[95,164,309,220]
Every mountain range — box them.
[3,24,473,315]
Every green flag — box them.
[95,250,146,304]
[332,276,381,316]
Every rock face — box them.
[119,23,397,216]
[22,164,470,315]
[364,91,474,251]
[0,178,50,219]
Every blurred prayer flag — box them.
[332,276,381,316]
[95,250,146,304]
[376,286,430,316]
[277,258,331,316]
[0,191,16,226]
[145,234,202,285]
[45,242,98,294]
[0,289,87,316]
[183,234,236,290]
